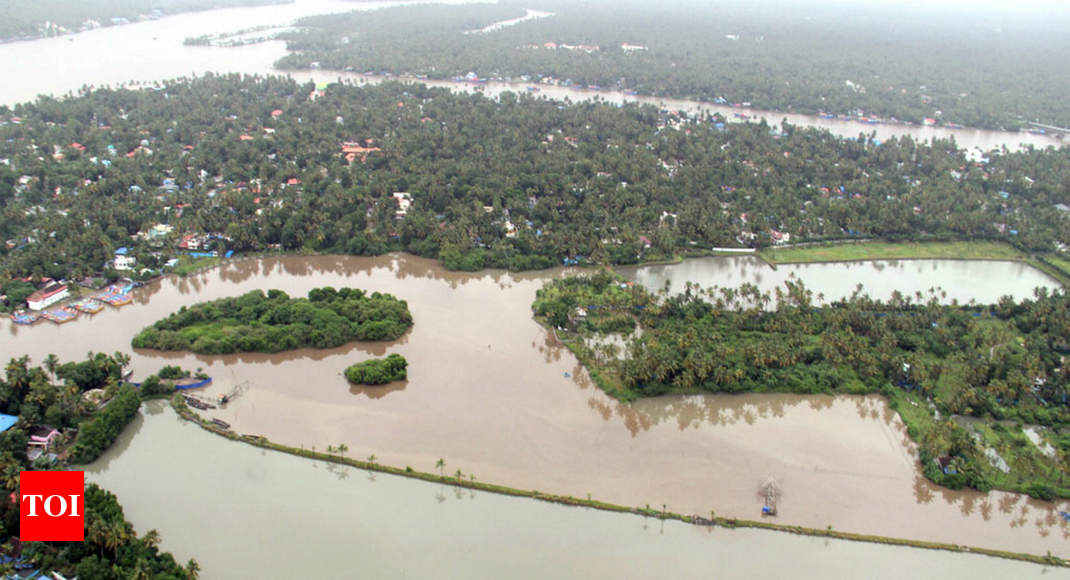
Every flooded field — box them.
[5,254,1067,558]
[85,402,1070,579]
[620,256,1061,304]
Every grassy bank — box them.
[169,394,1068,567]
[1030,255,1070,286]
[760,241,1026,264]
[169,255,222,277]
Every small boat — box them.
[211,418,231,429]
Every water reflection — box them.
[621,257,1060,305]
[593,393,843,437]
[350,379,408,400]
[7,253,1069,558]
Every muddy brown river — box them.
[84,401,1070,579]
[5,253,1068,561]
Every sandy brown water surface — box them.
[85,403,1070,579]
[4,254,1068,556]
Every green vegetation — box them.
[0,0,289,41]
[157,365,189,380]
[760,241,1027,264]
[0,353,196,577]
[534,272,1070,497]
[131,287,412,354]
[0,280,36,313]
[279,0,1070,130]
[168,255,221,277]
[2,76,1069,287]
[345,354,408,385]
[68,384,140,463]
[1047,255,1070,277]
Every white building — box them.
[26,283,69,310]
[392,192,413,218]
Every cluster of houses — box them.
[0,414,63,464]
[522,41,648,53]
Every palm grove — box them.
[534,272,1070,499]
[1,75,1069,301]
[278,0,1070,130]
[0,353,196,577]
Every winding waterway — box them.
[6,254,1067,568]
[0,0,1064,152]
[84,401,1069,579]
[2,1,1069,574]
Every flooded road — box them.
[0,0,1064,152]
[85,402,1070,579]
[6,254,1068,557]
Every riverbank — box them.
[6,254,1064,558]
[534,272,1070,500]
[168,393,1067,567]
[759,241,1028,265]
[757,240,1070,286]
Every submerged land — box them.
[1,0,1069,576]
[534,271,1070,500]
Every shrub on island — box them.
[131,287,412,354]
[345,354,408,385]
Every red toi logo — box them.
[20,471,84,541]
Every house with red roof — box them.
[26,283,69,311]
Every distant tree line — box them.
[0,76,1068,290]
[0,0,289,41]
[279,0,1070,130]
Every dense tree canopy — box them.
[0,353,194,577]
[279,0,1070,130]
[345,353,408,385]
[1,75,1068,293]
[131,286,413,353]
[535,272,1070,497]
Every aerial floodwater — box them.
[85,400,1068,579]
[0,0,1063,153]
[620,257,1062,305]
[2,2,1069,577]
[4,254,1067,575]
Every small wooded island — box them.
[345,354,408,385]
[132,287,412,354]
[534,271,1070,500]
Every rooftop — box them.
[0,414,17,433]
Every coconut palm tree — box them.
[142,529,161,550]
[435,457,446,477]
[43,354,59,384]
[98,519,128,558]
[130,558,152,580]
